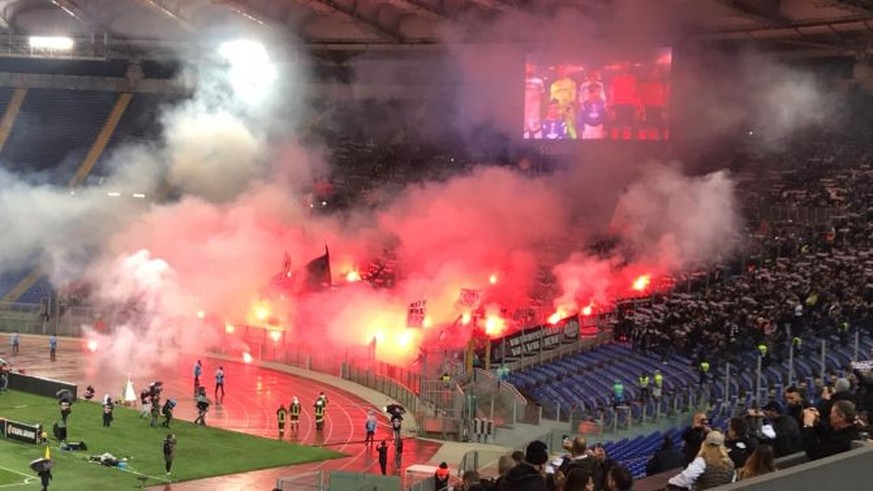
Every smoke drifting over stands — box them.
[0,1,854,378]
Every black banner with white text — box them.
[490,316,580,362]
[1,418,41,444]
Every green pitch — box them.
[0,391,342,489]
[0,466,33,486]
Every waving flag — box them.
[458,288,483,309]
[304,245,332,291]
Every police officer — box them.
[290,397,301,435]
[792,336,803,358]
[698,360,710,387]
[276,404,288,439]
[653,370,664,402]
[757,343,770,367]
[639,372,650,402]
[441,372,451,388]
[838,321,850,344]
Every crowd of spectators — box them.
[456,438,634,491]
[497,126,873,489]
[615,130,872,375]
[641,368,871,489]
[316,102,873,491]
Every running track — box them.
[3,338,439,490]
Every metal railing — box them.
[460,369,529,427]
[0,302,47,335]
[275,471,325,491]
[343,362,420,414]
[0,33,109,60]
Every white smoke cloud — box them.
[552,163,741,313]
[0,7,766,376]
[162,108,267,201]
[611,163,740,268]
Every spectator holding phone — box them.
[802,400,861,460]
[682,412,711,464]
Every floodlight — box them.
[217,40,277,105]
[29,36,74,50]
[218,40,269,65]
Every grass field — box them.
[0,467,33,486]
[0,391,343,489]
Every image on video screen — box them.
[523,48,672,141]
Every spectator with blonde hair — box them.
[667,430,736,490]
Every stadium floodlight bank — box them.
[29,36,74,50]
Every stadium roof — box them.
[0,0,870,58]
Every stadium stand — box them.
[1,89,117,176]
[496,127,873,479]
[90,92,187,178]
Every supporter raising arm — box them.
[801,400,861,460]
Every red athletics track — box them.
[3,336,440,491]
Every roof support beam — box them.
[381,0,445,20]
[133,0,196,32]
[303,0,404,42]
[468,0,515,12]
[831,0,873,16]
[716,0,791,26]
[0,6,10,30]
[49,0,110,33]
[211,0,269,26]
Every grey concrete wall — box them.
[636,444,873,491]
[720,444,873,491]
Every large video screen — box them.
[524,48,672,141]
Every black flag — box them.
[304,245,332,291]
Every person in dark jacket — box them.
[558,437,599,480]
[784,386,806,428]
[102,398,114,427]
[494,455,516,490]
[605,464,634,491]
[645,436,685,476]
[163,434,176,475]
[802,400,861,460]
[816,379,856,434]
[755,401,802,457]
[499,441,550,491]
[462,470,488,491]
[563,467,595,491]
[37,468,52,491]
[682,413,711,464]
[725,417,759,468]
[377,441,389,476]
